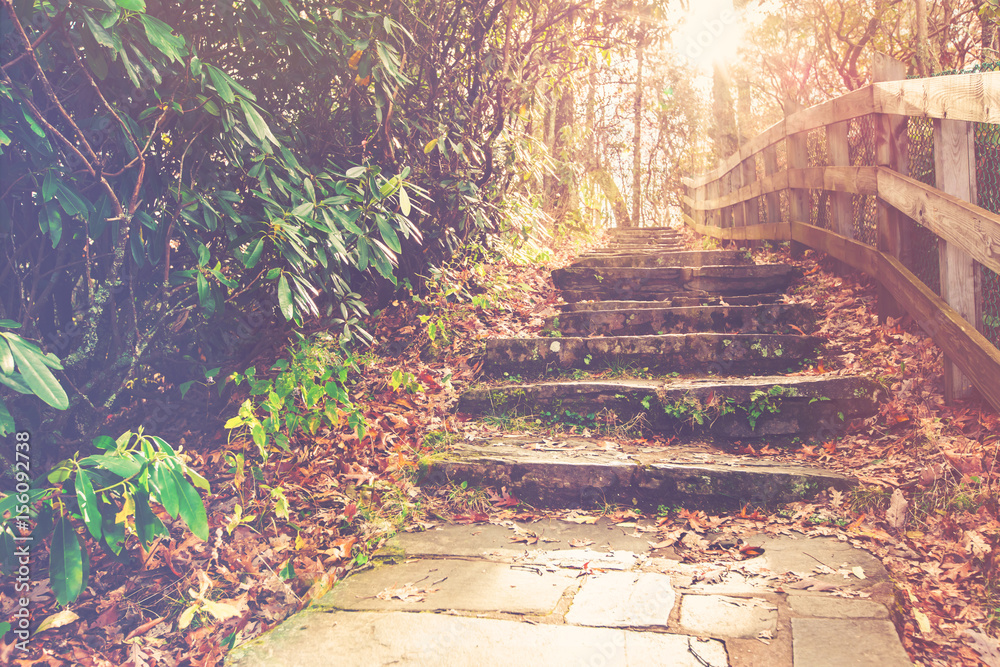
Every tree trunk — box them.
[712,63,739,161]
[631,31,645,228]
[915,0,933,76]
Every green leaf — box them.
[376,217,401,253]
[139,15,186,63]
[0,399,13,436]
[277,274,293,320]
[196,272,210,308]
[74,469,102,540]
[50,517,86,605]
[79,453,142,478]
[3,334,69,410]
[244,237,264,269]
[345,166,366,178]
[81,9,114,49]
[0,370,32,394]
[21,105,45,138]
[168,464,208,540]
[113,0,146,10]
[0,339,14,375]
[398,185,411,216]
[238,99,275,145]
[151,463,180,518]
[42,171,58,201]
[205,64,235,104]
[92,435,115,450]
[133,488,168,547]
[55,181,89,218]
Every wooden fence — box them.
[680,55,1000,413]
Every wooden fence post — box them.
[874,52,910,322]
[934,118,983,400]
[763,145,781,234]
[732,166,746,231]
[785,101,809,258]
[742,152,760,248]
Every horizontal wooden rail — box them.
[682,71,1000,189]
[679,215,1000,413]
[684,164,1000,278]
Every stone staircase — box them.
[439,227,885,510]
[226,228,913,667]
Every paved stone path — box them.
[227,228,912,666]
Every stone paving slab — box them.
[788,596,889,619]
[791,618,912,666]
[680,595,779,639]
[565,571,676,627]
[226,611,730,667]
[315,559,577,614]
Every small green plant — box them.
[0,429,209,605]
[226,333,366,463]
[745,385,790,431]
[390,369,424,394]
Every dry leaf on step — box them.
[886,488,908,530]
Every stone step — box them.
[570,250,751,269]
[552,265,799,302]
[547,304,815,336]
[560,294,786,312]
[607,240,686,249]
[426,435,855,510]
[484,333,822,376]
[458,375,883,441]
[608,225,681,236]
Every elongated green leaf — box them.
[4,335,68,410]
[0,399,14,436]
[42,171,57,201]
[55,181,88,218]
[205,64,235,104]
[81,9,114,49]
[0,339,14,375]
[80,20,109,80]
[277,274,293,320]
[139,15,186,63]
[0,370,32,394]
[114,0,146,10]
[244,237,264,269]
[398,185,411,216]
[21,105,45,138]
[50,517,86,605]
[74,469,102,540]
[196,272,209,308]
[133,488,167,547]
[238,99,275,145]
[151,463,179,518]
[79,453,142,478]
[167,464,208,540]
[376,216,401,253]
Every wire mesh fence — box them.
[905,117,941,295]
[848,114,877,245]
[933,61,1000,348]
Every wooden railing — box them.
[681,56,1000,412]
